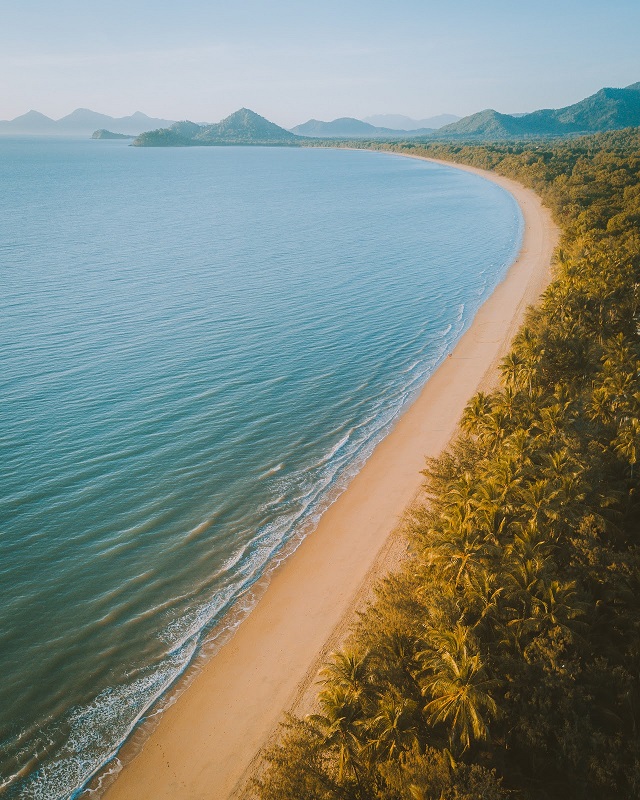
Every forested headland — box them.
[255,129,640,799]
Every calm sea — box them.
[0,139,522,798]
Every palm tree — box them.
[502,550,553,651]
[536,401,570,443]
[463,570,505,636]
[531,578,587,637]
[500,352,526,390]
[441,472,479,517]
[601,332,633,372]
[493,386,522,423]
[475,475,516,539]
[501,427,534,465]
[319,650,373,701]
[614,417,640,479]
[477,407,510,451]
[461,392,493,434]
[428,522,495,590]
[605,370,636,414]
[371,630,422,702]
[485,453,523,502]
[588,385,615,426]
[419,628,498,755]
[307,685,366,789]
[516,479,562,534]
[542,448,589,521]
[366,694,419,761]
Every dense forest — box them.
[254,129,640,799]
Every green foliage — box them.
[133,109,300,146]
[255,129,640,800]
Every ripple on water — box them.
[0,141,523,798]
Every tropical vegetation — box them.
[254,128,640,799]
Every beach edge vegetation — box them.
[254,129,640,800]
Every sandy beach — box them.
[101,157,558,800]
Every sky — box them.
[1,0,639,127]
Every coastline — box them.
[100,157,559,800]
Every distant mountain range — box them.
[11,81,638,144]
[289,117,433,138]
[438,82,640,137]
[133,109,298,147]
[362,113,460,130]
[0,109,177,136]
[134,110,441,147]
[131,83,640,148]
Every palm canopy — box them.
[419,626,498,754]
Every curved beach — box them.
[101,159,558,800]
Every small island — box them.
[91,129,135,140]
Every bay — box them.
[0,139,522,798]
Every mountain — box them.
[133,109,298,147]
[0,109,177,136]
[196,108,298,143]
[289,117,433,138]
[438,82,640,138]
[437,109,526,137]
[0,110,58,134]
[56,108,125,133]
[362,113,460,130]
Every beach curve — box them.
[99,156,559,800]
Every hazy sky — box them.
[2,0,639,126]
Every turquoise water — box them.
[0,139,522,798]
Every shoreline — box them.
[100,156,559,800]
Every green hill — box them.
[133,109,298,146]
[436,109,525,137]
[438,82,640,138]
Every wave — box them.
[10,296,492,799]
[3,639,198,800]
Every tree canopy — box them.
[255,128,640,800]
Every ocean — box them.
[0,139,523,798]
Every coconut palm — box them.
[319,650,373,701]
[614,417,640,479]
[531,578,587,637]
[502,550,555,651]
[493,386,523,424]
[366,694,419,761]
[536,401,570,443]
[461,392,493,434]
[307,685,366,788]
[516,479,562,533]
[500,352,526,391]
[463,570,505,636]
[428,522,496,590]
[370,630,423,701]
[419,628,498,754]
[441,472,479,516]
[474,475,517,539]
